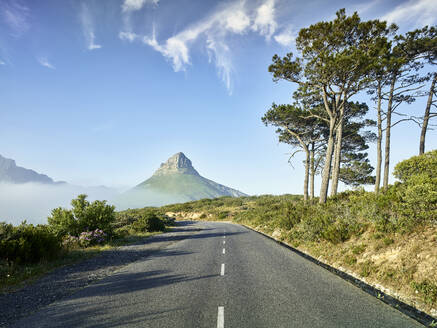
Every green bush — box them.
[0,222,61,265]
[393,149,437,182]
[132,213,165,232]
[48,194,116,238]
[114,207,174,234]
[217,211,230,220]
[390,151,437,226]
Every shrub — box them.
[393,149,437,182]
[0,222,61,265]
[217,211,230,220]
[48,194,116,238]
[387,151,437,227]
[160,215,176,226]
[132,213,165,232]
[322,220,352,244]
[114,207,174,234]
[78,229,107,247]
[62,235,80,249]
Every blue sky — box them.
[1,0,436,196]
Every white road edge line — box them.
[220,263,225,276]
[217,306,224,328]
[222,248,226,254]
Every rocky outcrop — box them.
[153,152,199,176]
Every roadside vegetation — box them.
[0,195,173,292]
[161,150,437,316]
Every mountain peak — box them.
[153,152,199,176]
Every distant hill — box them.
[116,152,247,208]
[0,154,63,184]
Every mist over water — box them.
[0,183,120,225]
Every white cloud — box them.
[121,0,279,93]
[79,2,102,50]
[0,60,5,65]
[274,26,295,47]
[252,0,277,40]
[225,10,251,34]
[122,0,159,13]
[38,57,55,69]
[0,0,30,37]
[381,0,437,26]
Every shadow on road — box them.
[69,270,218,300]
[39,268,219,327]
[1,220,240,327]
[39,300,191,328]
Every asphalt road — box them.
[10,221,423,328]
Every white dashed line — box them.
[220,263,225,276]
[217,306,224,328]
[222,248,226,254]
[223,240,226,244]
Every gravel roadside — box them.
[0,221,200,327]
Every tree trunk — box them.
[383,77,396,190]
[419,72,436,155]
[319,119,335,203]
[310,143,315,201]
[375,81,383,193]
[303,150,310,202]
[330,119,343,196]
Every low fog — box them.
[114,188,193,210]
[0,183,121,226]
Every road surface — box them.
[10,221,422,327]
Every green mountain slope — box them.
[115,152,247,209]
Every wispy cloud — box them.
[120,0,278,93]
[381,0,437,27]
[206,38,233,91]
[79,2,102,50]
[0,0,30,37]
[38,57,55,69]
[122,0,159,13]
[0,60,6,65]
[119,31,138,42]
[274,26,295,47]
[252,0,277,40]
